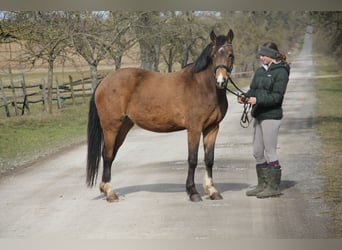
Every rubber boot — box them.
[256,167,281,198]
[246,163,267,196]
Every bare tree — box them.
[66,11,137,89]
[12,11,70,114]
[66,11,109,90]
[159,11,214,72]
[133,11,162,71]
[102,11,137,70]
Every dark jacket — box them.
[246,61,289,120]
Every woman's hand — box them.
[237,96,244,104]
[238,96,256,104]
[247,97,257,105]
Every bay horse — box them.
[87,29,235,202]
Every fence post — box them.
[55,76,62,109]
[68,75,75,106]
[9,66,19,116]
[82,76,86,103]
[0,77,10,117]
[19,73,30,114]
[41,78,48,112]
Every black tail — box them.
[86,93,103,187]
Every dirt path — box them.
[0,29,332,239]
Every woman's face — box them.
[260,55,273,65]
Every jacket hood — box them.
[268,61,290,75]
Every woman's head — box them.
[258,42,287,64]
[258,41,290,73]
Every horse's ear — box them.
[210,30,216,43]
[227,29,234,43]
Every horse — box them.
[86,29,235,202]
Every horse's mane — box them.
[192,44,213,73]
[192,35,229,74]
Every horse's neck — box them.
[197,67,216,86]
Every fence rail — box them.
[0,74,103,117]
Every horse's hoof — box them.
[106,193,119,202]
[190,193,202,202]
[107,192,119,202]
[210,192,223,200]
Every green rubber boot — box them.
[256,167,281,198]
[246,164,267,196]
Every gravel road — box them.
[0,28,333,239]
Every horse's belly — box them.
[128,110,186,133]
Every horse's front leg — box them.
[186,130,202,202]
[203,125,223,200]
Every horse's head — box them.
[210,29,234,89]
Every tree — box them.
[309,11,342,65]
[103,11,137,70]
[158,11,214,72]
[133,11,162,71]
[66,11,137,89]
[13,11,70,114]
[66,11,109,90]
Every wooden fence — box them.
[0,74,103,117]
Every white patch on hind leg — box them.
[203,171,218,195]
[100,182,118,202]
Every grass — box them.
[0,99,89,174]
[314,56,342,237]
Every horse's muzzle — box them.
[215,74,229,89]
[216,80,228,90]
[214,64,230,89]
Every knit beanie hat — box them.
[258,46,280,59]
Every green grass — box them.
[314,56,342,237]
[0,99,89,174]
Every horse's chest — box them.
[205,103,227,125]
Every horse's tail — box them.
[86,92,102,187]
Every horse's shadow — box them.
[93,182,250,200]
[93,180,297,200]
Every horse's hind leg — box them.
[100,118,134,202]
[202,125,223,200]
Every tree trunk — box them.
[181,43,190,68]
[139,39,160,71]
[167,48,173,72]
[89,63,98,91]
[135,12,161,71]
[114,55,122,70]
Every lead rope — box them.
[226,76,253,128]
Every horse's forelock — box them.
[211,35,230,55]
[216,35,228,47]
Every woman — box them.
[238,42,290,198]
